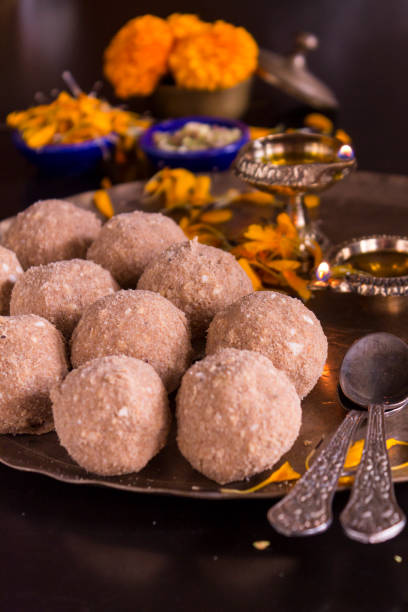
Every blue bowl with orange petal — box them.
[12,131,116,175]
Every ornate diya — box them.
[233,132,356,249]
[328,235,408,296]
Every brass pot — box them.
[152,77,252,120]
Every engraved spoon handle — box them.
[340,404,406,544]
[267,410,362,536]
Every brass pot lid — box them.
[258,32,339,109]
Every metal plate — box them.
[1,170,408,498]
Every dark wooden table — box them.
[2,2,408,611]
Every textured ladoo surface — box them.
[177,348,301,484]
[71,289,192,392]
[52,355,170,476]
[138,239,253,336]
[206,291,328,398]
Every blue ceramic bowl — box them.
[12,131,116,175]
[139,116,250,172]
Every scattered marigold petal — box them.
[335,129,351,144]
[170,169,197,206]
[344,438,408,470]
[267,461,301,482]
[265,259,301,272]
[190,175,213,206]
[144,168,212,209]
[343,439,364,470]
[93,189,114,218]
[234,191,277,206]
[200,209,232,224]
[249,126,273,140]
[258,269,285,285]
[304,194,320,209]
[276,212,297,239]
[307,437,408,486]
[282,269,311,301]
[220,461,300,494]
[195,232,223,247]
[306,239,323,269]
[238,258,263,290]
[304,113,333,134]
[229,244,256,259]
[253,541,270,551]
[179,216,190,231]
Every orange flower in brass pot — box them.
[103,14,258,117]
[169,20,258,91]
[104,15,174,97]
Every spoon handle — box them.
[340,404,406,544]
[267,410,362,536]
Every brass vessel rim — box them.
[329,235,408,295]
[233,131,356,179]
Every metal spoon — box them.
[267,405,363,537]
[339,332,408,543]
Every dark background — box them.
[2,1,408,611]
[3,0,408,175]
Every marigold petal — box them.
[93,189,114,218]
[200,209,232,224]
[335,129,351,144]
[304,113,333,134]
[237,258,263,290]
[306,239,323,269]
[220,461,300,494]
[304,194,320,209]
[276,212,297,238]
[282,269,311,300]
[234,191,276,206]
[266,259,301,272]
[190,175,213,206]
[249,126,273,140]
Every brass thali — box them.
[0,170,408,499]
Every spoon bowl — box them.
[339,332,408,409]
[339,332,408,543]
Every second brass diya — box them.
[330,235,408,296]
[233,131,356,249]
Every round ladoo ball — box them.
[206,291,328,399]
[3,199,101,269]
[0,245,23,315]
[0,315,68,434]
[71,290,192,392]
[87,210,186,287]
[177,348,301,485]
[137,239,253,336]
[10,259,119,338]
[52,355,170,476]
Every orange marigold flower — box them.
[104,15,174,98]
[169,20,258,90]
[167,13,209,39]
